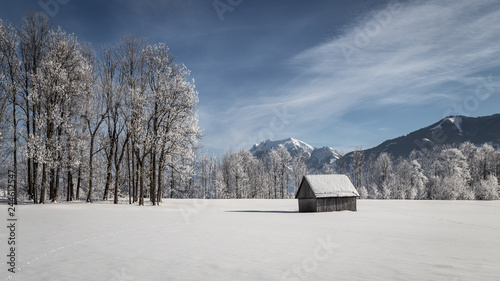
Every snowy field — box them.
[1,199,499,281]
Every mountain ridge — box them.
[249,114,500,170]
[345,114,500,160]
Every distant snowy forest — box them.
[198,142,500,201]
[1,13,499,205]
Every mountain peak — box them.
[432,116,463,135]
[249,138,339,169]
[250,138,315,158]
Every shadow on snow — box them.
[225,210,298,214]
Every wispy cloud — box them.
[285,0,500,109]
[202,0,500,152]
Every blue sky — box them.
[1,0,500,154]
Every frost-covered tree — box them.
[230,151,247,199]
[18,12,51,203]
[475,174,499,200]
[357,186,368,199]
[350,147,363,192]
[79,46,105,203]
[431,148,472,200]
[394,159,410,199]
[292,151,308,193]
[143,42,201,204]
[363,153,377,196]
[374,152,393,199]
[366,183,380,199]
[0,19,20,204]
[239,150,260,198]
[115,35,149,205]
[409,160,428,200]
[195,152,218,199]
[100,44,124,201]
[478,144,496,180]
[30,28,91,203]
[269,146,292,198]
[217,150,256,199]
[394,158,427,200]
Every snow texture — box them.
[303,174,360,198]
[1,200,499,281]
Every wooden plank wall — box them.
[299,197,357,212]
[298,199,317,212]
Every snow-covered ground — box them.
[1,199,499,281]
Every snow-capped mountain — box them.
[431,116,463,135]
[250,138,314,158]
[309,146,340,169]
[345,114,500,160]
[250,138,340,169]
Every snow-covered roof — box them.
[297,175,360,198]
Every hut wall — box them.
[298,199,317,212]
[315,197,357,212]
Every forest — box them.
[0,12,201,205]
[1,13,499,205]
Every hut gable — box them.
[295,177,316,199]
[295,175,360,199]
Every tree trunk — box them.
[150,152,156,206]
[53,165,60,203]
[170,168,175,199]
[139,161,145,206]
[76,162,82,201]
[134,157,139,203]
[127,142,132,204]
[87,138,95,203]
[66,169,73,202]
[281,170,285,199]
[157,158,164,204]
[12,94,18,205]
[49,167,55,201]
[113,168,120,204]
[32,104,39,204]
[274,175,277,199]
[40,163,47,204]
[26,99,33,201]
[52,123,64,203]
[103,154,113,200]
[113,137,128,204]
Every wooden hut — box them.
[295,174,359,212]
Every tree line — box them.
[189,142,500,201]
[0,12,201,205]
[346,142,500,200]
[184,141,499,200]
